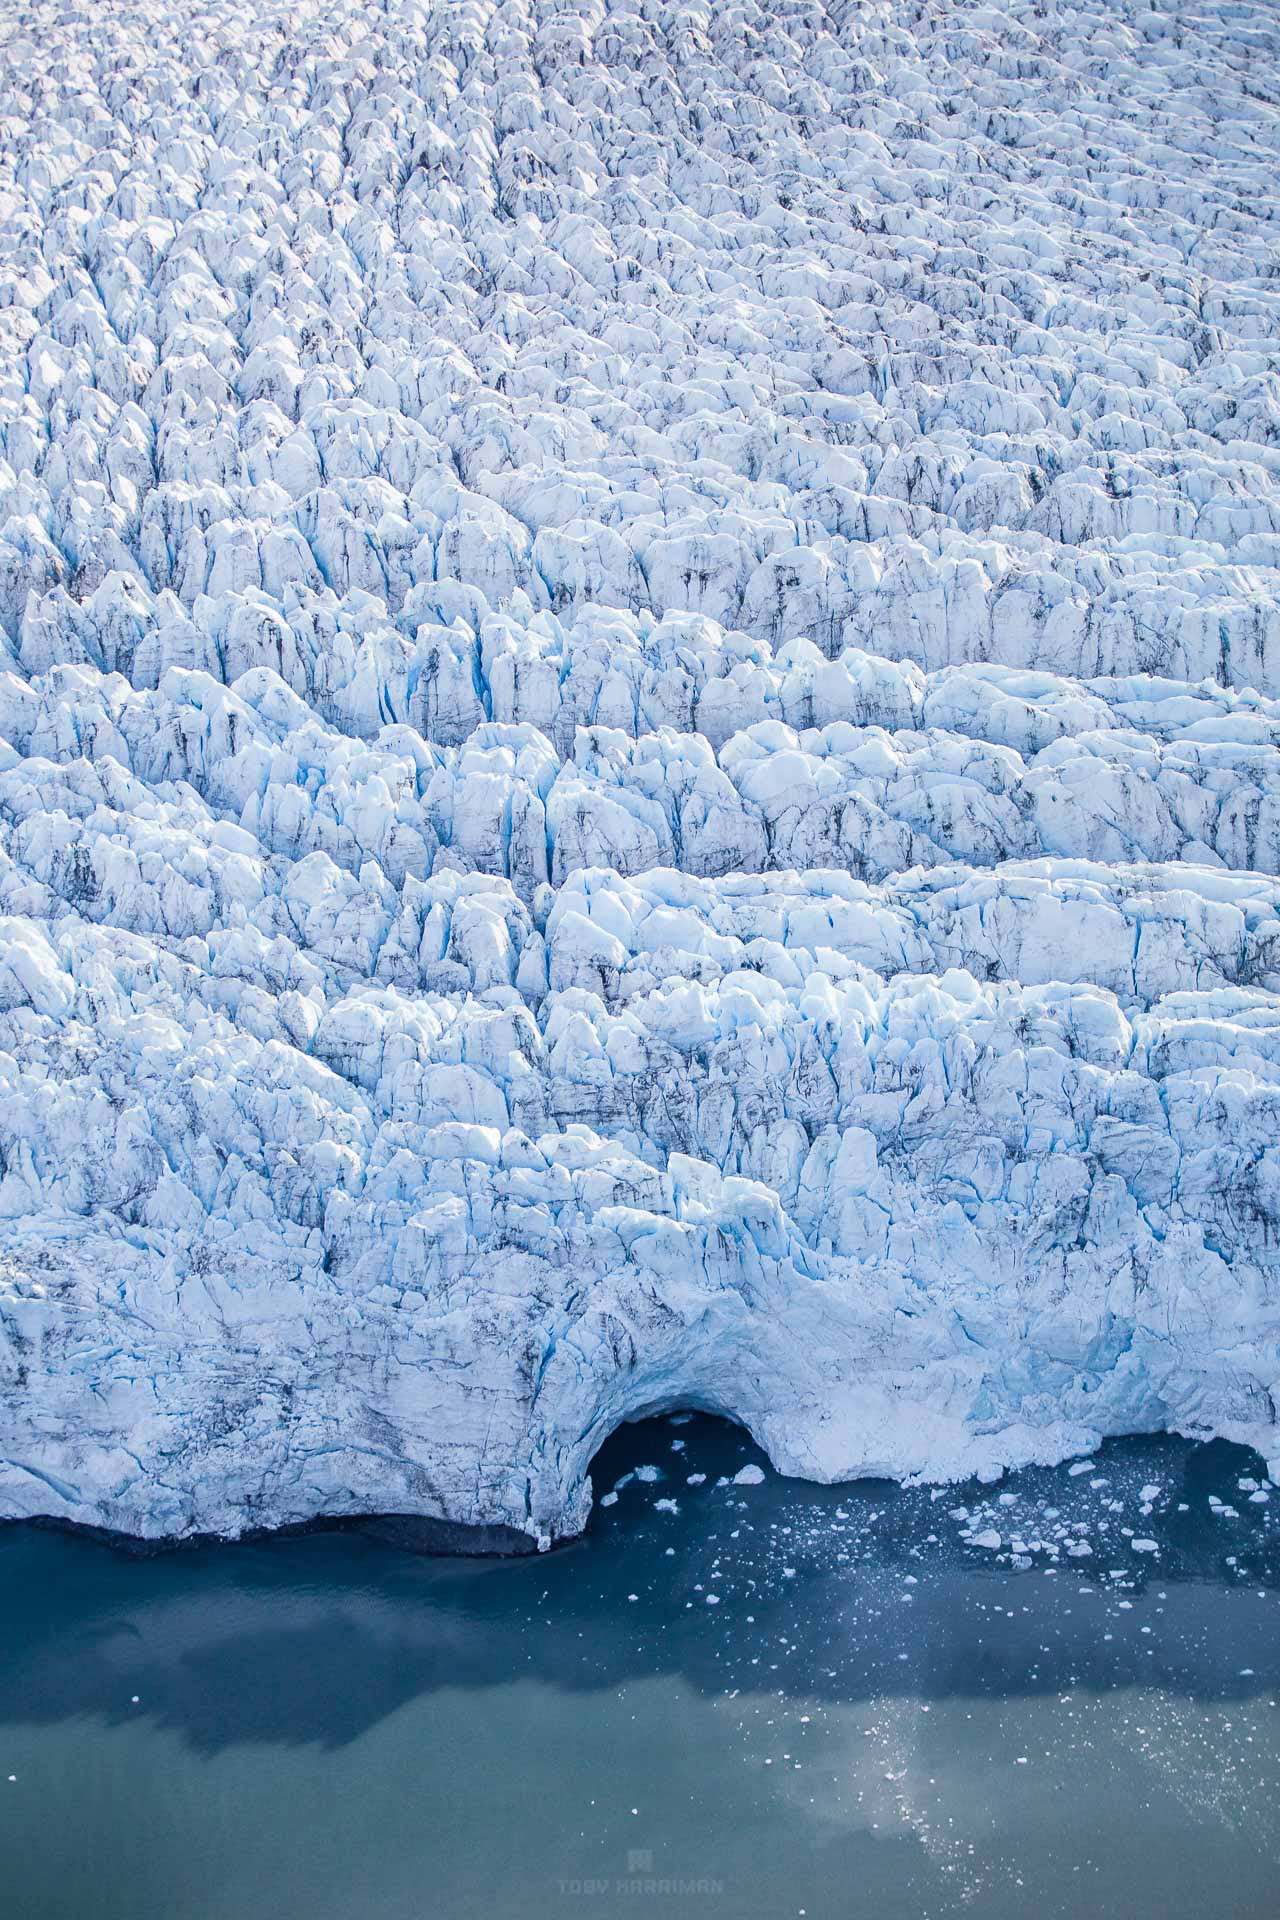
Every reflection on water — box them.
[1,1417,1277,1919]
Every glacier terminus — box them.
[1,0,1279,1546]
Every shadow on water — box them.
[0,1416,1276,1754]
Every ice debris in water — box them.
[0,0,1279,1546]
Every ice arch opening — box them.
[582,1406,766,1531]
[522,1287,814,1545]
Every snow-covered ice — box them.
[0,0,1278,1543]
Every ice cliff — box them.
[1,0,1279,1543]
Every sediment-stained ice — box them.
[1,0,1278,1541]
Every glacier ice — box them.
[1,0,1279,1543]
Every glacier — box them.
[1,0,1279,1545]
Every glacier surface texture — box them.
[1,0,1280,1542]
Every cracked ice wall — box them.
[1,0,1279,1541]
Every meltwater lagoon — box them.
[1,1414,1278,1920]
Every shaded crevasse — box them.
[1,0,1279,1542]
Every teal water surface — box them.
[1,1416,1278,1920]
